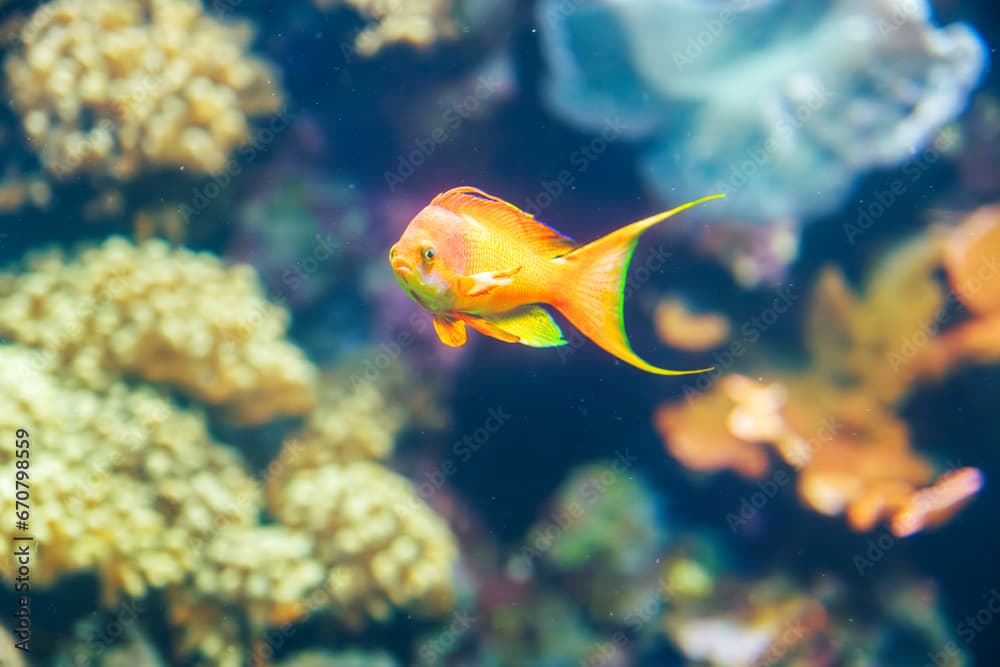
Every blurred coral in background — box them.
[537,0,986,224]
[655,215,996,537]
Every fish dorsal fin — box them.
[431,186,577,257]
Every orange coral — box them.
[655,230,986,536]
[916,205,1000,376]
[653,297,731,352]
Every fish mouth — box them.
[391,256,413,277]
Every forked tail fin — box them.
[552,194,725,375]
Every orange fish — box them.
[389,186,724,375]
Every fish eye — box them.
[422,245,436,263]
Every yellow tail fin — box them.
[552,194,725,375]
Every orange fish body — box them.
[389,186,724,375]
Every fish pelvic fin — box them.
[433,315,468,346]
[551,194,725,375]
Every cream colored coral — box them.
[192,525,325,627]
[0,343,261,603]
[0,237,316,424]
[269,460,457,626]
[314,0,457,55]
[0,166,52,213]
[278,373,409,470]
[4,0,283,180]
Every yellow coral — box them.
[0,343,261,602]
[314,0,457,56]
[277,371,409,469]
[4,0,283,180]
[0,241,458,663]
[268,460,457,626]
[0,237,316,424]
[256,368,457,626]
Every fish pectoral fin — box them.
[467,306,567,348]
[458,266,522,297]
[432,315,468,347]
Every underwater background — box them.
[0,0,998,665]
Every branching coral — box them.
[313,0,457,56]
[915,205,1000,375]
[4,0,284,180]
[0,237,316,424]
[655,235,984,536]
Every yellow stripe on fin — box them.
[463,305,567,348]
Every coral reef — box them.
[660,547,971,667]
[313,0,458,56]
[916,205,1000,376]
[655,234,984,535]
[0,237,316,425]
[434,460,670,666]
[522,462,665,621]
[265,375,458,628]
[0,343,261,600]
[0,622,27,667]
[538,0,986,223]
[4,0,284,181]
[50,621,166,667]
[277,649,401,667]
[0,239,459,665]
[225,169,369,311]
[653,296,730,352]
